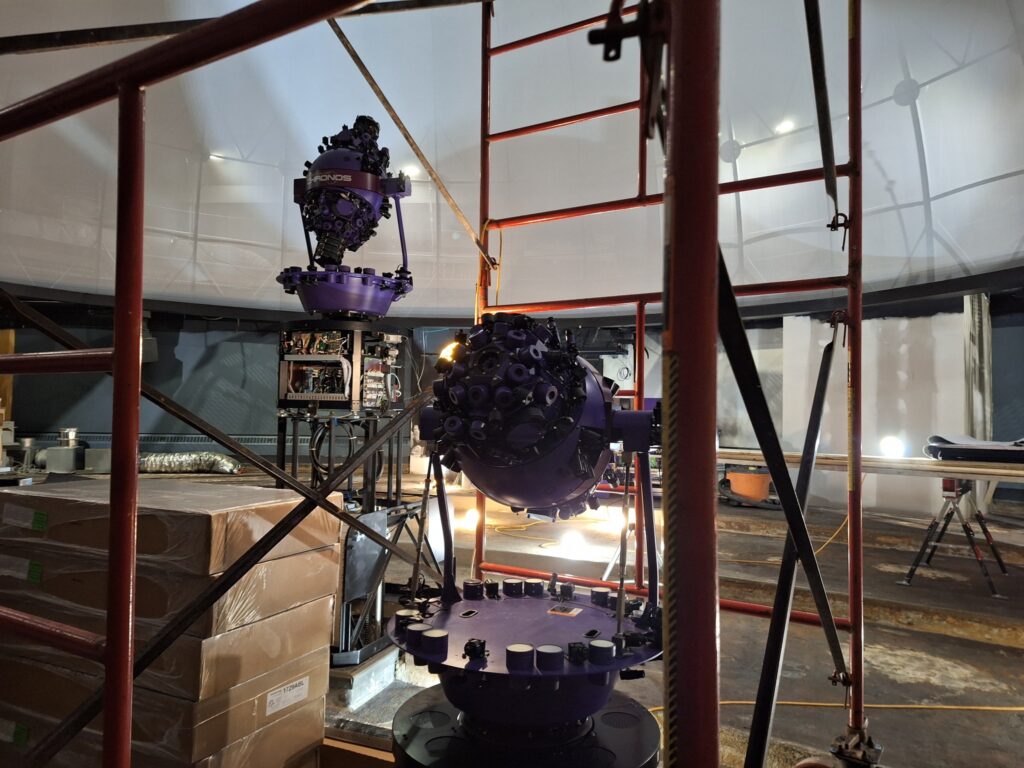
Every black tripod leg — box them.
[924,502,955,566]
[902,508,945,586]
[974,511,1009,575]
[955,505,1002,598]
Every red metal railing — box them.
[475,2,865,762]
[0,348,114,374]
[0,2,371,765]
[479,562,853,631]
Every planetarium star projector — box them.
[277,115,412,319]
[388,312,663,768]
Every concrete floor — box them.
[176,467,1024,765]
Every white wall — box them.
[604,312,965,515]
[783,313,965,514]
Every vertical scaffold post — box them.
[473,0,494,581]
[846,0,866,739]
[634,300,647,588]
[103,81,145,768]
[662,1,722,766]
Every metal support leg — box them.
[275,414,287,489]
[409,474,432,596]
[902,509,946,586]
[924,501,955,566]
[290,415,300,478]
[973,510,1009,575]
[953,503,1003,598]
[430,451,461,606]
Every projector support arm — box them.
[636,451,659,611]
[430,450,462,606]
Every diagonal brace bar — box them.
[26,393,428,767]
[0,288,438,581]
[803,0,839,213]
[744,321,841,768]
[717,251,849,680]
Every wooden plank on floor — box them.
[320,737,395,768]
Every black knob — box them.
[463,638,488,660]
[567,642,588,665]
[484,579,500,599]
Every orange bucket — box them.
[726,470,772,501]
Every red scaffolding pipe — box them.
[478,563,852,631]
[484,165,852,232]
[0,348,114,374]
[847,0,866,736]
[488,100,639,142]
[485,272,847,315]
[0,0,372,141]
[101,82,146,768]
[0,606,107,661]
[488,5,639,56]
[662,0,722,762]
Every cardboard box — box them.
[0,479,341,574]
[0,595,335,700]
[0,542,339,637]
[0,648,329,766]
[196,697,325,768]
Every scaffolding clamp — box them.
[829,211,851,251]
[588,0,668,139]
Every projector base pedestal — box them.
[392,685,660,768]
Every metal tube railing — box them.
[488,5,639,56]
[488,100,639,142]
[0,606,107,661]
[0,0,372,141]
[478,563,852,630]
[0,348,114,373]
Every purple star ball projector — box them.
[277,115,412,319]
[389,312,664,768]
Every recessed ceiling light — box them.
[773,119,795,135]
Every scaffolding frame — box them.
[471,2,867,765]
[0,3,440,767]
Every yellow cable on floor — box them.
[492,520,559,548]
[721,515,849,566]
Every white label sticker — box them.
[265,676,309,716]
[0,718,14,743]
[0,554,30,581]
[2,504,35,529]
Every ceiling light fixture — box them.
[773,119,795,135]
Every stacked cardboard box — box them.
[0,478,340,767]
